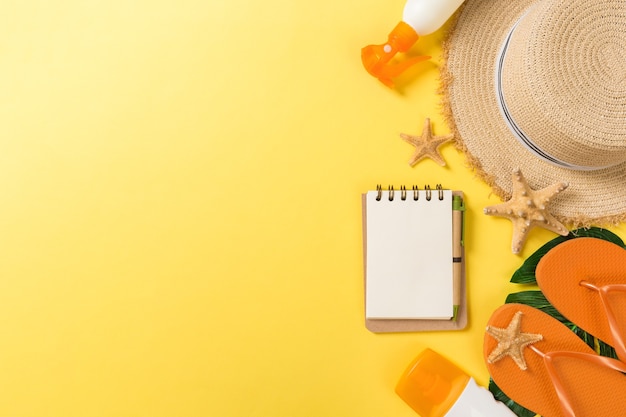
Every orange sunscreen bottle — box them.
[396,349,517,417]
[361,0,464,87]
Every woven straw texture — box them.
[441,0,626,227]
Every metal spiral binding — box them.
[412,185,419,200]
[375,184,445,201]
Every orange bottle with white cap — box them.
[396,349,517,417]
[361,0,464,87]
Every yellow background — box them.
[1,1,624,416]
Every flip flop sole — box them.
[485,303,626,417]
[536,237,626,352]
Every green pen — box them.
[452,195,465,321]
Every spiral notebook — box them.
[362,185,467,333]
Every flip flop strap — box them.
[530,346,626,417]
[580,281,626,359]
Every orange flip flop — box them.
[536,237,626,359]
[484,303,626,417]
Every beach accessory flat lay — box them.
[442,0,626,228]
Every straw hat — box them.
[441,0,626,227]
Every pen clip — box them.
[460,200,465,247]
[453,195,465,246]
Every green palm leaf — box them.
[505,291,568,324]
[489,379,535,417]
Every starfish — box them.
[400,118,453,166]
[486,310,543,370]
[484,168,569,254]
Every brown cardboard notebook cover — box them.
[362,190,467,333]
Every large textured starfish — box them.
[400,118,453,166]
[484,169,569,254]
[486,310,543,371]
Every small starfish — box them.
[400,118,453,166]
[486,310,543,370]
[484,168,569,254]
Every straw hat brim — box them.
[441,0,626,227]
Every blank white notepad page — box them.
[365,189,453,319]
